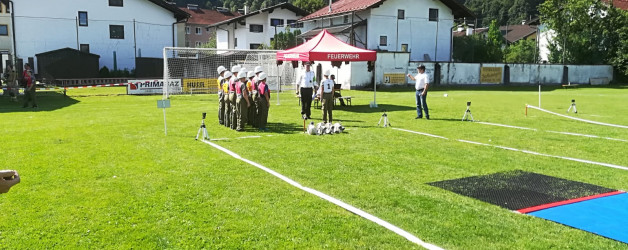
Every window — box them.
[109,0,123,7]
[109,25,124,39]
[78,11,88,26]
[401,44,408,52]
[270,18,284,27]
[80,44,90,53]
[250,24,263,33]
[344,15,349,24]
[195,27,202,35]
[185,26,190,34]
[195,41,202,47]
[287,20,302,28]
[379,36,387,46]
[234,38,238,47]
[250,44,261,49]
[0,25,7,36]
[398,9,405,20]
[429,8,439,22]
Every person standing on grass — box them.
[6,65,18,102]
[222,71,233,128]
[229,65,241,130]
[0,170,20,193]
[217,66,227,125]
[320,70,334,123]
[235,69,251,132]
[407,64,429,119]
[256,73,270,131]
[22,63,37,108]
[246,71,257,127]
[297,62,316,119]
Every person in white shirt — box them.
[319,70,334,123]
[297,62,317,119]
[407,64,430,119]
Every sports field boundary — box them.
[394,128,628,171]
[527,105,628,129]
[200,139,443,250]
[475,122,627,142]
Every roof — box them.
[35,48,100,58]
[277,29,376,61]
[208,2,308,28]
[300,0,475,21]
[147,0,190,21]
[602,0,628,10]
[452,27,488,37]
[179,7,241,25]
[500,25,537,43]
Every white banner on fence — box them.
[127,79,182,95]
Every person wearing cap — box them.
[320,70,334,123]
[235,69,251,131]
[246,71,257,127]
[222,71,233,127]
[229,65,241,130]
[256,72,270,131]
[297,62,316,119]
[217,66,227,125]
[407,64,430,119]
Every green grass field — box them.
[1,85,627,249]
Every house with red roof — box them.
[299,0,474,62]
[177,4,240,48]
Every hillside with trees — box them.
[170,0,325,13]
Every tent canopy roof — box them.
[277,29,376,62]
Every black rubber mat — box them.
[428,170,616,210]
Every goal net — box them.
[162,47,297,98]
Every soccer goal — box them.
[162,47,297,99]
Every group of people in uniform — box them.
[217,65,270,131]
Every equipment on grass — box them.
[378,109,391,127]
[195,112,210,140]
[462,102,474,122]
[567,99,578,113]
[332,122,345,134]
[306,122,316,135]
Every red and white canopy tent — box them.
[276,29,380,107]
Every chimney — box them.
[187,4,198,10]
[466,28,474,36]
[522,20,527,25]
[328,0,332,13]
[244,5,248,15]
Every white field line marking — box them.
[200,139,443,250]
[546,131,628,142]
[456,139,628,171]
[527,105,628,129]
[392,128,449,140]
[395,128,628,171]
[475,122,537,131]
[210,135,273,141]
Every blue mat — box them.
[529,193,628,244]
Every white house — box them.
[299,0,474,62]
[208,3,308,50]
[0,2,13,70]
[11,0,188,73]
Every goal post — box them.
[162,47,297,100]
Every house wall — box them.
[13,0,178,73]
[538,25,555,63]
[184,23,212,47]
[0,3,12,55]
[369,0,454,61]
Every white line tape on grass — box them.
[527,105,628,129]
[547,131,628,142]
[395,128,628,171]
[200,139,443,250]
[392,128,449,140]
[475,122,537,131]
[456,139,628,171]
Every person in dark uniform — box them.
[222,71,233,127]
[297,62,316,119]
[246,71,257,127]
[256,73,270,131]
[320,70,334,123]
[235,69,251,131]
[229,65,241,130]
[217,66,227,125]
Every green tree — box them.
[486,20,504,62]
[504,39,536,63]
[270,27,302,50]
[540,0,628,77]
[292,0,325,13]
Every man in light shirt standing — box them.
[297,62,317,119]
[407,64,430,119]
